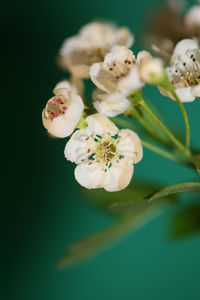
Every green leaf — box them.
[57,205,159,269]
[145,182,200,202]
[169,203,200,240]
[58,182,192,269]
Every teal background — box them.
[1,0,200,299]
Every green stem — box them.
[111,117,141,132]
[140,99,193,162]
[125,104,169,146]
[160,76,191,149]
[170,90,190,149]
[141,140,189,166]
[130,107,157,137]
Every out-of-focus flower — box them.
[90,46,143,117]
[64,114,143,191]
[184,5,200,35]
[145,1,186,62]
[42,80,84,138]
[162,39,200,102]
[145,2,200,62]
[59,21,134,78]
[137,51,165,85]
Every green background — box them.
[2,0,200,299]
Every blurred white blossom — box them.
[184,5,200,33]
[59,22,134,78]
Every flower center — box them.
[96,140,117,161]
[86,134,124,172]
[107,58,135,80]
[45,96,68,121]
[171,50,200,88]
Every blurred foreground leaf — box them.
[169,203,200,240]
[57,204,160,269]
[58,181,196,269]
[58,183,163,269]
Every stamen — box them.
[85,133,123,168]
[45,96,68,121]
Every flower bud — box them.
[138,51,165,85]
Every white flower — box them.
[42,80,84,138]
[184,5,200,32]
[59,21,134,78]
[92,89,130,117]
[90,46,143,117]
[137,51,165,85]
[64,114,143,191]
[164,39,200,102]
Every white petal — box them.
[185,5,200,28]
[42,109,50,131]
[93,99,130,117]
[137,50,152,64]
[86,113,119,135]
[75,162,106,189]
[90,63,117,93]
[46,115,71,138]
[117,129,143,164]
[90,46,136,94]
[192,84,200,98]
[54,87,71,99]
[59,36,91,78]
[53,78,84,97]
[172,39,198,59]
[118,66,143,95]
[59,36,82,56]
[104,45,135,66]
[175,87,195,102]
[64,128,95,163]
[104,159,133,192]
[54,80,72,91]
[93,90,130,117]
[115,27,134,48]
[62,93,84,132]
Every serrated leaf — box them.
[145,182,200,202]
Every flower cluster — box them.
[58,21,133,78]
[42,12,200,191]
